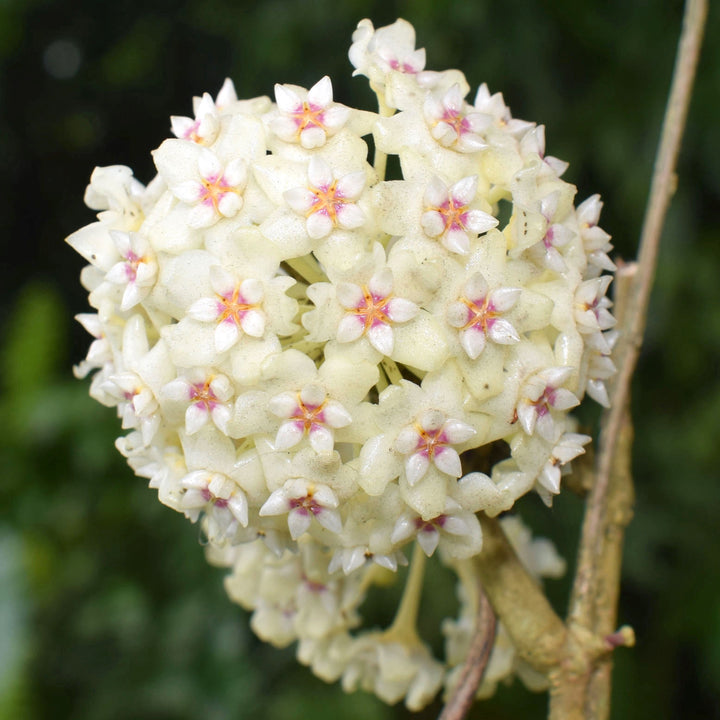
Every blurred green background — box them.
[1,0,719,718]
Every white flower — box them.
[424,84,489,153]
[162,370,233,435]
[391,498,482,558]
[69,17,615,711]
[335,268,418,355]
[574,276,616,333]
[187,266,266,351]
[577,194,615,271]
[536,432,591,504]
[516,367,580,442]
[271,76,350,148]
[349,18,425,85]
[171,91,221,146]
[154,142,247,228]
[446,273,521,358]
[284,156,366,239]
[473,83,534,136]
[268,384,352,453]
[259,478,342,540]
[104,231,157,311]
[181,470,249,539]
[394,409,476,486]
[421,175,498,254]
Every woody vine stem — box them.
[439,1,708,718]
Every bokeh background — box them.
[1,0,719,718]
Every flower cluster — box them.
[68,18,615,709]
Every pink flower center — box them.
[216,286,257,326]
[189,380,220,412]
[201,487,228,508]
[307,180,349,223]
[414,515,446,532]
[438,108,471,138]
[183,119,203,144]
[413,424,449,461]
[461,295,499,335]
[123,250,143,282]
[431,196,470,233]
[532,386,559,417]
[351,287,392,331]
[389,58,418,74]
[199,174,238,210]
[291,102,327,134]
[289,490,323,516]
[291,395,327,435]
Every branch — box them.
[570,0,707,637]
[550,2,707,717]
[438,585,496,720]
[475,515,567,673]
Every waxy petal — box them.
[386,298,418,323]
[367,323,394,356]
[274,421,305,450]
[432,446,462,477]
[287,508,313,539]
[337,315,365,343]
[405,452,430,486]
[416,527,440,556]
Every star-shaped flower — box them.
[271,76,350,149]
[259,478,342,540]
[421,175,498,254]
[284,157,366,239]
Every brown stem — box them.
[437,586,496,720]
[475,515,567,673]
[551,1,707,717]
[570,0,707,638]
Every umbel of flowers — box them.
[68,18,615,710]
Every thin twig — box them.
[550,3,707,718]
[438,586,496,720]
[569,0,707,634]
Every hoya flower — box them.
[394,409,476,487]
[421,175,498,254]
[180,470,249,539]
[390,498,483,558]
[349,18,426,93]
[68,17,615,711]
[519,125,569,178]
[187,266,266,351]
[268,384,353,453]
[574,275,616,333]
[577,194,616,272]
[531,190,574,272]
[284,156,366,239]
[83,165,146,232]
[271,76,350,148]
[259,478,342,540]
[342,634,444,711]
[472,83,534,137]
[536,432,591,504]
[516,367,580,442]
[171,92,221,145]
[335,268,418,355]
[103,230,157,311]
[161,370,233,435]
[424,84,489,153]
[154,142,248,228]
[446,272,521,358]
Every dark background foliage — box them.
[1,1,719,718]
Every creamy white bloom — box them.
[68,17,615,711]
